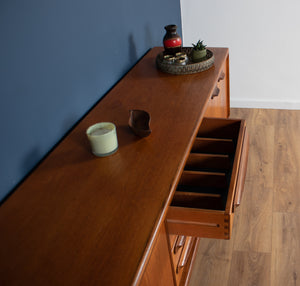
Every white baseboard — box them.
[230,99,300,110]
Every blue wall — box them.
[0,0,182,202]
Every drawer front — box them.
[168,235,198,286]
[204,58,230,118]
[167,117,249,239]
[170,235,186,275]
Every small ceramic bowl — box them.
[128,109,151,137]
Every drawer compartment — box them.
[167,117,249,239]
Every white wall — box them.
[180,0,300,109]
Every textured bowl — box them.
[128,109,151,137]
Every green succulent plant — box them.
[192,40,207,51]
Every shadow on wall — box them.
[144,24,154,48]
[128,23,156,68]
[21,147,41,178]
[129,34,138,64]
[18,112,80,183]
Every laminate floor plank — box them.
[232,185,273,254]
[233,111,274,253]
[271,212,300,286]
[187,239,234,286]
[227,251,271,286]
[273,111,300,213]
[230,107,276,127]
[188,108,300,286]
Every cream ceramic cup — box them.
[86,122,118,157]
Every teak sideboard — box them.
[0,47,249,286]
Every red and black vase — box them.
[163,24,182,55]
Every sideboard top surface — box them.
[0,47,229,286]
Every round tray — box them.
[156,48,214,75]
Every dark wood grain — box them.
[0,47,229,286]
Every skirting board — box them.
[231,99,300,110]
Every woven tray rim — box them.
[156,48,214,75]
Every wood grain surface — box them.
[188,108,300,286]
[0,47,229,286]
[139,223,175,286]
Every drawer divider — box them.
[192,137,235,154]
[185,153,231,171]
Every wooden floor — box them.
[188,108,300,286]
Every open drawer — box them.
[167,117,249,239]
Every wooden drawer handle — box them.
[177,237,193,272]
[234,128,249,209]
[218,71,225,82]
[173,235,186,254]
[211,86,220,99]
